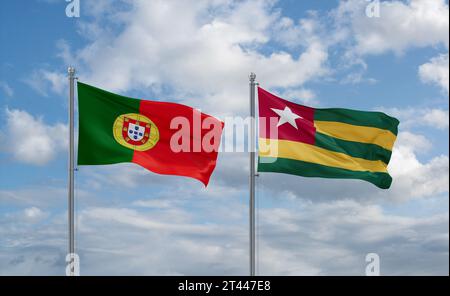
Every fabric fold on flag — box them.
[257,87,399,189]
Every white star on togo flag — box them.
[271,106,303,129]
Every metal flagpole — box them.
[67,66,76,276]
[249,72,256,276]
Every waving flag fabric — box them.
[77,82,224,186]
[257,87,399,189]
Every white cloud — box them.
[64,0,329,116]
[132,199,176,209]
[79,163,182,190]
[419,53,449,94]
[18,207,49,224]
[389,147,449,200]
[81,207,220,234]
[0,196,447,275]
[379,107,449,130]
[56,40,77,65]
[395,131,432,153]
[0,81,13,97]
[335,0,449,55]
[0,109,68,165]
[340,71,377,85]
[423,108,450,129]
[0,187,65,207]
[2,207,49,225]
[274,12,324,48]
[24,69,66,97]
[258,199,449,275]
[23,207,47,220]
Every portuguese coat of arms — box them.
[122,117,151,146]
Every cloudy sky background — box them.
[0,0,448,275]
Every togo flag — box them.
[77,82,224,186]
[258,88,399,189]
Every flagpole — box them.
[249,72,256,276]
[67,66,76,276]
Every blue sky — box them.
[0,0,449,275]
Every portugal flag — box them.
[77,82,224,186]
[258,88,399,189]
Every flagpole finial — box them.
[249,72,256,82]
[68,66,76,77]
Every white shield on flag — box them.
[127,123,146,141]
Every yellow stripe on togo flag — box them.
[259,139,388,173]
[314,121,397,151]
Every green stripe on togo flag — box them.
[314,132,393,164]
[258,157,393,189]
[314,108,399,136]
